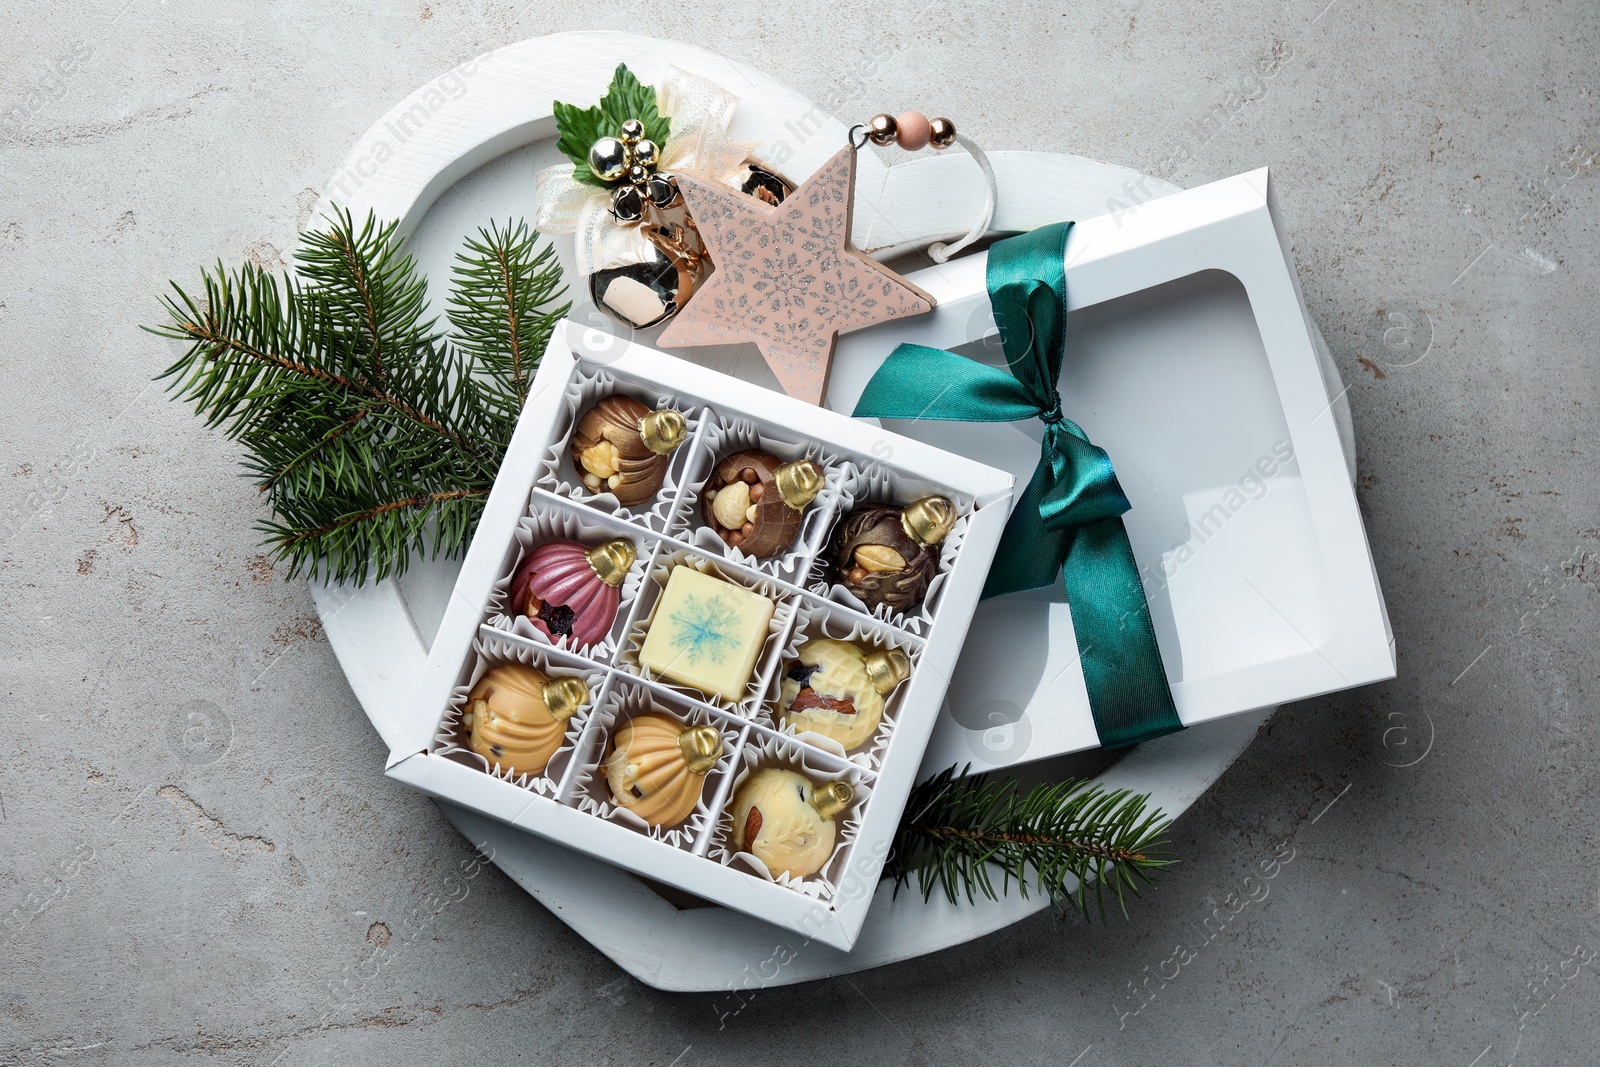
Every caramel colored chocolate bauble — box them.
[700,450,823,559]
[603,714,722,828]
[730,768,853,879]
[827,496,955,615]
[779,639,911,751]
[464,665,588,778]
[569,396,687,507]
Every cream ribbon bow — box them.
[533,65,759,277]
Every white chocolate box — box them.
[391,321,1014,951]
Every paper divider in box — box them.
[704,729,875,906]
[665,407,846,583]
[485,490,659,664]
[533,364,706,533]
[427,628,609,802]
[755,597,920,775]
[563,675,749,855]
[804,457,978,638]
[617,546,801,716]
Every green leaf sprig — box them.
[553,63,671,188]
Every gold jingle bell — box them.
[592,239,697,327]
[810,780,855,819]
[734,162,795,207]
[677,723,723,774]
[541,676,590,721]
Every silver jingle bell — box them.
[646,172,680,209]
[735,162,795,207]
[588,136,632,183]
[609,184,644,223]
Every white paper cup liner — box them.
[668,411,844,581]
[484,501,652,662]
[707,731,873,903]
[566,680,745,852]
[430,630,606,799]
[808,459,976,636]
[534,366,701,531]
[618,548,798,715]
[762,600,921,773]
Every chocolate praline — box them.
[779,640,911,751]
[730,769,853,879]
[827,495,957,615]
[569,395,687,507]
[700,450,823,559]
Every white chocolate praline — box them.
[730,768,839,879]
[637,567,774,702]
[778,639,884,751]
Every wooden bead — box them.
[895,111,931,151]
[928,116,957,148]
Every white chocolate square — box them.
[638,567,774,702]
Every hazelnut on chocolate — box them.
[700,450,823,559]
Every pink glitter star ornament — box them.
[656,146,936,405]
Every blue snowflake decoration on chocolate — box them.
[668,594,740,664]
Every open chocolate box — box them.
[391,320,1014,951]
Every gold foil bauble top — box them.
[677,723,724,775]
[637,409,688,455]
[900,495,957,546]
[810,780,854,819]
[584,539,636,588]
[773,459,824,511]
[863,649,912,695]
[540,677,589,722]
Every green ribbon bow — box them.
[852,222,1182,749]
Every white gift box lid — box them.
[829,168,1396,770]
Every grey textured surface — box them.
[3,2,1598,1064]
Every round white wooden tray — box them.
[309,32,1353,990]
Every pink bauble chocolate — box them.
[508,538,634,649]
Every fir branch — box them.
[448,219,566,410]
[888,766,1175,921]
[149,208,569,585]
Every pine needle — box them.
[888,765,1175,921]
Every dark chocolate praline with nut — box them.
[828,495,957,615]
[700,450,824,559]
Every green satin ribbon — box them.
[852,222,1182,749]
